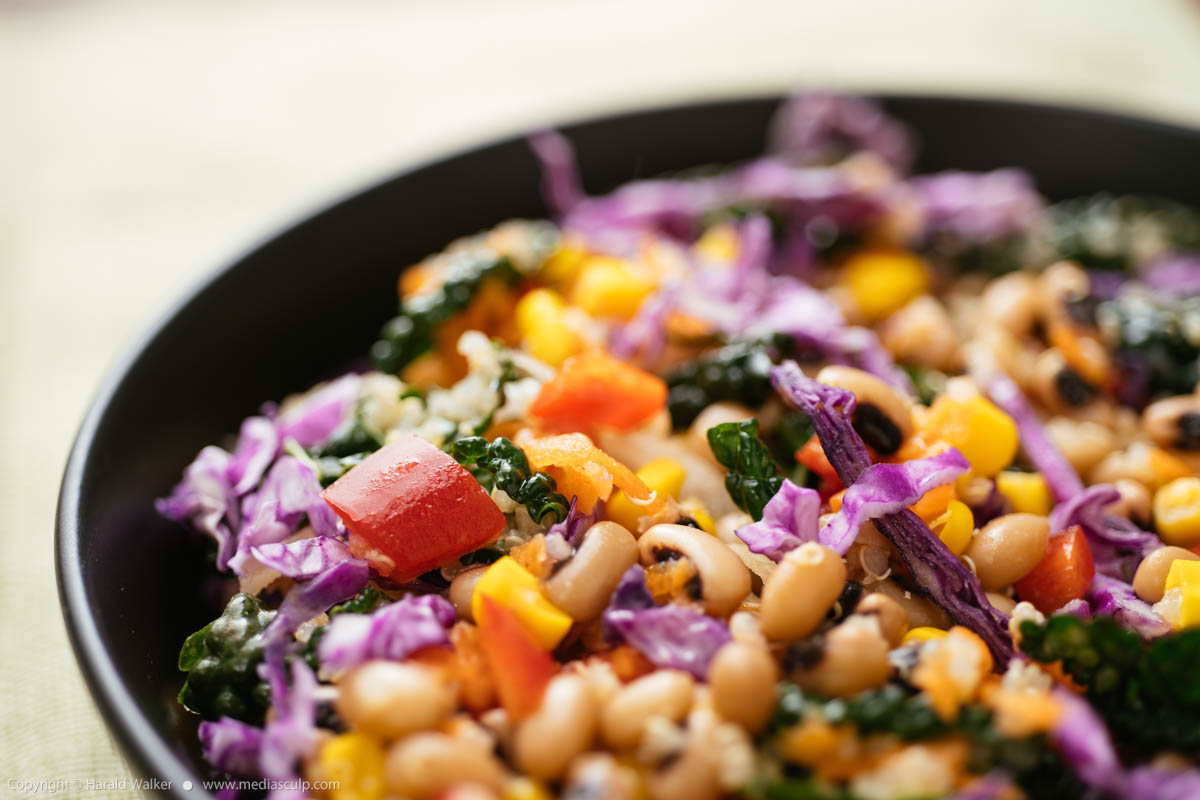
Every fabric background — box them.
[4,0,1200,797]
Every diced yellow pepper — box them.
[318,732,386,800]
[903,626,948,645]
[569,257,655,320]
[1162,562,1200,630]
[678,497,717,535]
[995,471,1053,516]
[608,458,687,531]
[515,288,584,367]
[1154,477,1200,547]
[693,223,740,262]
[931,499,975,556]
[502,778,555,800]
[473,556,574,648]
[841,248,929,322]
[921,394,1018,478]
[539,244,590,287]
[1150,449,1197,490]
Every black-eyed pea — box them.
[854,592,909,646]
[638,524,751,616]
[1044,417,1115,475]
[873,579,952,629]
[707,641,779,733]
[543,521,639,621]
[964,513,1050,591]
[1144,395,1200,451]
[384,732,507,797]
[878,295,961,373]
[980,272,1039,335]
[794,615,893,697]
[645,711,723,800]
[1107,479,1152,524]
[335,661,456,739]
[1133,546,1200,603]
[816,366,914,455]
[760,542,846,641]
[449,566,488,621]
[513,674,597,780]
[562,753,640,800]
[600,669,694,749]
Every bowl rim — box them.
[55,90,1200,798]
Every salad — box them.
[161,92,1200,800]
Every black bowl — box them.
[57,94,1200,798]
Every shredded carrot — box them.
[517,432,664,515]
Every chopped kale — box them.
[1097,292,1200,401]
[301,585,391,670]
[470,356,521,437]
[767,684,1083,800]
[901,364,947,407]
[920,229,1035,276]
[1047,194,1200,272]
[707,419,785,521]
[449,436,569,524]
[665,338,788,429]
[177,593,275,723]
[1020,614,1200,760]
[371,251,519,374]
[315,417,384,459]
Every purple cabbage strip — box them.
[968,483,1012,527]
[1050,483,1159,579]
[527,129,584,218]
[229,456,344,576]
[771,362,1014,662]
[1054,598,1093,619]
[229,416,280,495]
[199,717,265,778]
[1087,270,1127,301]
[910,168,1045,243]
[1125,766,1200,800]
[819,449,969,555]
[1052,688,1126,796]
[260,660,320,790]
[250,537,355,581]
[602,566,731,679]
[986,373,1084,504]
[545,496,604,548]
[768,90,914,173]
[944,773,1013,800]
[275,374,359,450]
[735,479,821,561]
[317,594,456,672]
[1087,573,1170,639]
[260,559,370,704]
[1143,253,1200,297]
[156,446,240,570]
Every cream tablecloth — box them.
[5,0,1200,796]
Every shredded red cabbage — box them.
[250,537,355,581]
[1052,687,1126,795]
[768,90,914,173]
[1143,253,1200,297]
[545,496,604,547]
[771,362,1013,662]
[1050,483,1159,579]
[156,446,240,570]
[602,566,731,679]
[735,479,821,561]
[910,169,1045,243]
[198,717,264,778]
[317,593,456,672]
[527,129,584,218]
[275,374,359,450]
[1087,573,1170,639]
[986,373,1084,504]
[228,416,280,495]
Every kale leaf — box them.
[1020,614,1200,759]
[300,585,391,670]
[1098,293,1200,402]
[665,339,783,429]
[177,593,275,723]
[707,419,784,521]
[371,252,518,374]
[449,436,569,524]
[1047,194,1200,272]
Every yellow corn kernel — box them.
[922,394,1018,478]
[1150,447,1195,489]
[472,556,574,648]
[569,257,655,320]
[1154,477,1200,547]
[319,732,386,800]
[841,248,929,322]
[903,627,948,645]
[995,471,1053,516]
[1165,559,1200,594]
[502,778,554,800]
[931,500,975,556]
[607,458,687,531]
[678,498,717,535]
[693,223,740,262]
[539,244,590,287]
[515,288,584,367]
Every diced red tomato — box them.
[322,435,505,582]
[797,435,844,495]
[1013,525,1095,614]
[529,351,667,433]
[476,595,556,721]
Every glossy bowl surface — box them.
[57,94,1200,798]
